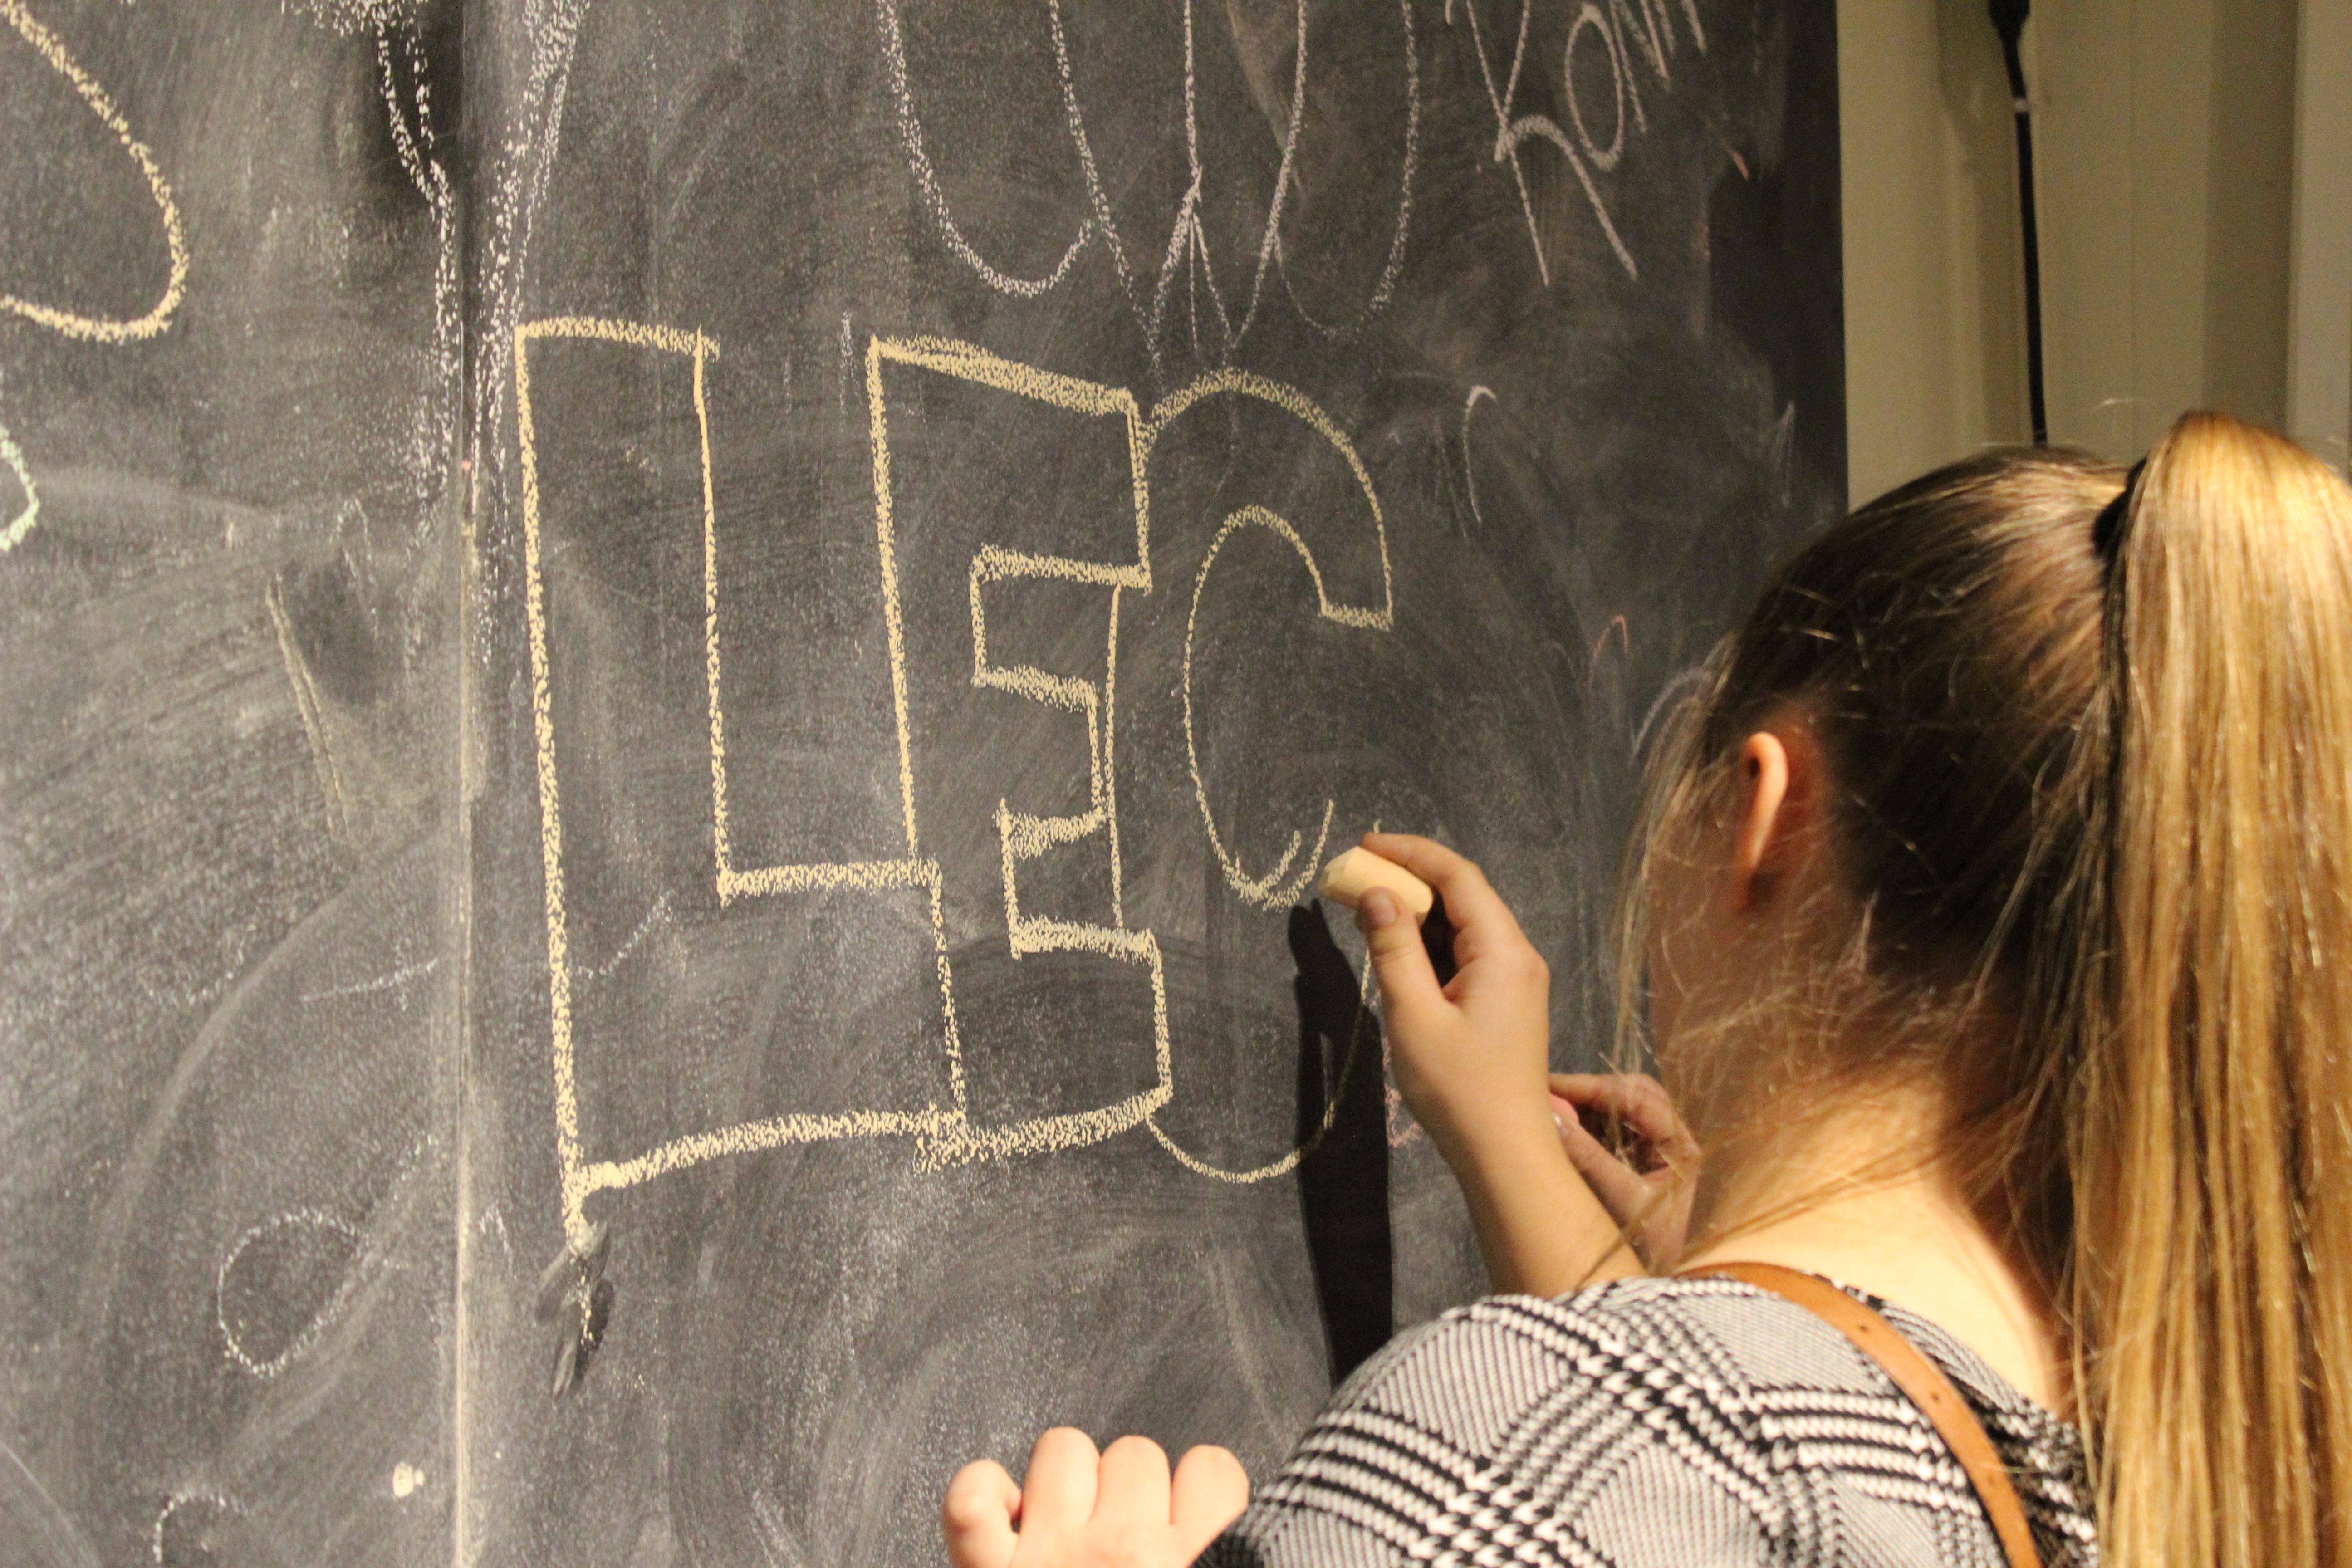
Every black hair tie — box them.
[2092,457,2147,564]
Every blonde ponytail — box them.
[1625,414,2352,1568]
[2071,413,2352,1568]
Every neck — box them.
[1676,1085,2068,1414]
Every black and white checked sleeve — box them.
[1200,1276,2097,1568]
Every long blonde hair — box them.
[1623,412,2352,1568]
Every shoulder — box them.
[1308,1270,1916,1461]
[1872,1301,2099,1566]
[1310,1272,1872,1458]
[1206,1276,1852,1568]
[1206,1276,2097,1568]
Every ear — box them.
[1728,725,1800,912]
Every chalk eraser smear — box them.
[1319,847,1435,919]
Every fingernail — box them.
[1359,889,1398,930]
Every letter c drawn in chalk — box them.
[1181,506,1338,910]
[1141,369,1392,911]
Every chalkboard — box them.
[0,2,1842,1565]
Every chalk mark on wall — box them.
[216,1210,364,1379]
[370,18,461,518]
[875,0,1094,299]
[0,387,38,553]
[521,322,1401,1245]
[868,335,1172,1168]
[568,894,669,982]
[1460,385,1496,538]
[153,1490,244,1568]
[0,0,187,342]
[1448,0,1704,283]
[1137,372,1392,1177]
[878,0,1418,368]
[519,317,960,1255]
[470,0,587,515]
[299,955,441,1006]
[266,576,354,843]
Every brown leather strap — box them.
[1690,1263,2043,1568]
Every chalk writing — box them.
[519,321,1397,1247]
[1180,509,1339,909]
[1146,412,1391,1181]
[516,317,956,1255]
[866,334,1171,1168]
[0,0,187,342]
[877,0,1418,365]
[1149,889,1383,1184]
[1449,0,1704,282]
[875,0,1093,299]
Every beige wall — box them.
[1839,0,2312,502]
[1838,0,2029,504]
[2289,0,2352,468]
[2034,0,2298,457]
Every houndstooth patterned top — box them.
[1205,1274,2098,1568]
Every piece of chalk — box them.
[1319,847,1435,919]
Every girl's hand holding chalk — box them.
[1318,846,1436,920]
[1346,833,1640,1294]
[1346,835,1547,1162]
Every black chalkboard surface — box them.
[0,2,1841,1564]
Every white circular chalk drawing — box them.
[215,1209,363,1378]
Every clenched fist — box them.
[943,1429,1249,1568]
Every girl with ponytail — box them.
[943,413,2352,1568]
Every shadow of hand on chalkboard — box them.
[1290,903,1393,1386]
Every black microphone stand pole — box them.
[1989,0,2048,445]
